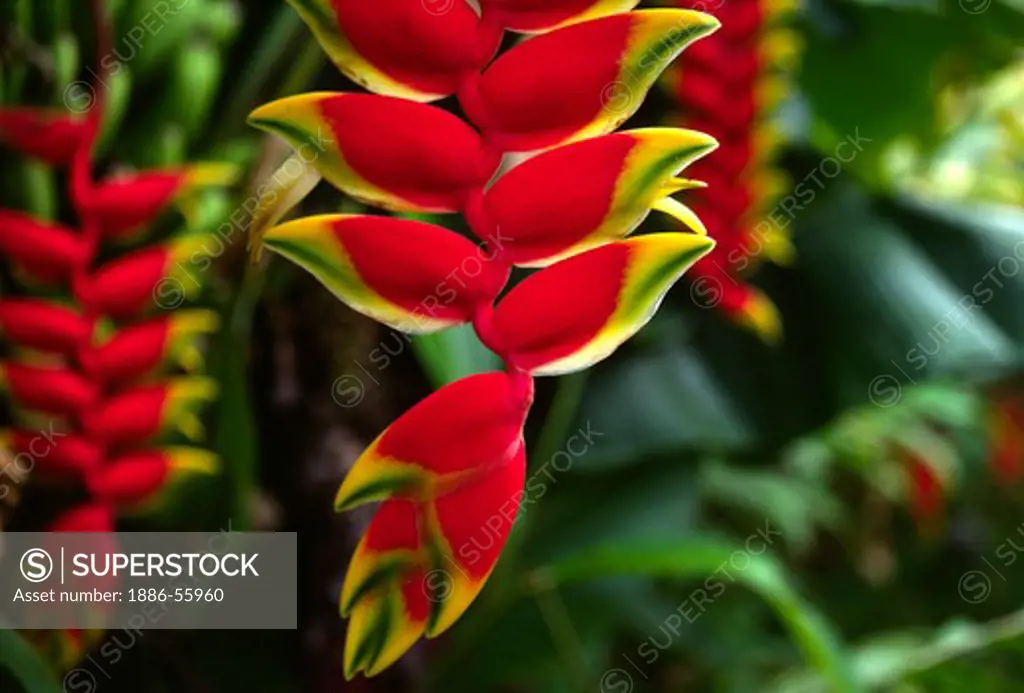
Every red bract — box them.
[88,164,237,240]
[479,0,641,32]
[665,0,800,342]
[0,300,90,356]
[263,215,509,333]
[0,108,89,165]
[256,1,719,677]
[250,92,500,213]
[0,210,85,285]
[460,10,718,152]
[0,5,221,627]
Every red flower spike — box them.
[0,108,89,166]
[0,363,97,418]
[82,310,220,386]
[89,447,218,508]
[492,234,714,375]
[89,164,238,240]
[0,300,90,357]
[78,236,212,318]
[335,371,532,511]
[49,503,116,532]
[249,93,500,213]
[0,209,85,285]
[262,215,510,333]
[480,0,641,32]
[459,10,719,152]
[82,378,218,449]
[0,430,102,477]
[287,0,500,102]
[254,0,722,675]
[466,128,716,266]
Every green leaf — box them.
[0,630,61,693]
[541,539,862,693]
[411,323,502,389]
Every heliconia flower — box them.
[0,108,89,166]
[0,430,102,477]
[82,377,218,449]
[249,92,500,213]
[286,0,501,102]
[89,447,219,508]
[465,128,716,267]
[77,235,211,318]
[0,300,90,357]
[0,209,85,285]
[336,371,532,511]
[82,310,221,386]
[0,362,97,418]
[458,10,719,152]
[492,234,714,375]
[262,215,510,333]
[49,502,116,532]
[479,0,642,32]
[88,164,238,241]
[341,446,526,678]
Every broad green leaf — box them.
[0,630,61,693]
[411,324,502,389]
[542,539,862,693]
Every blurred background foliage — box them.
[1,0,1023,692]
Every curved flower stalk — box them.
[253,0,721,677]
[664,0,801,342]
[0,4,227,659]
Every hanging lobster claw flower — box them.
[335,371,532,511]
[492,234,714,375]
[0,429,102,477]
[0,362,97,418]
[263,215,510,333]
[286,0,500,102]
[249,93,500,213]
[89,447,219,508]
[77,235,212,318]
[0,108,89,166]
[480,0,641,32]
[49,503,116,532]
[88,164,238,241]
[0,209,85,285]
[82,310,220,386]
[459,10,719,152]
[465,128,716,267]
[0,300,90,356]
[341,446,526,678]
[82,377,218,449]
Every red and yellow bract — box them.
[253,0,722,677]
